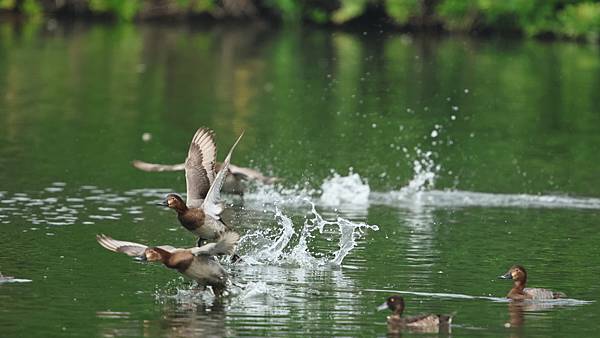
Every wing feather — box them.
[96,234,148,257]
[191,231,240,256]
[185,128,217,208]
[132,160,185,172]
[202,131,244,218]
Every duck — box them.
[96,232,239,297]
[499,265,566,300]
[132,144,277,197]
[157,128,243,248]
[0,272,14,283]
[377,295,453,334]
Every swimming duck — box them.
[499,265,566,300]
[0,273,14,283]
[96,232,239,297]
[377,295,453,334]
[158,128,243,247]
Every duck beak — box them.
[156,199,169,207]
[377,302,389,311]
[499,271,513,280]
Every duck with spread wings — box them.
[96,232,239,296]
[158,128,243,249]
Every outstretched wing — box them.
[185,128,217,208]
[96,234,176,257]
[202,131,244,218]
[191,231,240,256]
[132,160,185,172]
[227,163,279,184]
[96,234,149,257]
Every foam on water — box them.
[320,171,370,207]
[243,149,600,212]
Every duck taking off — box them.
[158,128,243,247]
[96,232,239,297]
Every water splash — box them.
[239,201,379,268]
[320,171,370,207]
[400,148,440,195]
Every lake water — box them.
[1,21,600,337]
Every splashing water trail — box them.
[320,172,370,207]
[239,201,378,268]
[400,149,440,195]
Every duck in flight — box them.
[96,232,239,297]
[158,128,243,249]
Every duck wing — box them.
[202,131,244,218]
[185,128,217,208]
[524,287,565,300]
[191,231,240,256]
[132,160,185,172]
[227,163,279,184]
[403,314,442,327]
[96,234,149,257]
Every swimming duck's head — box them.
[158,194,186,210]
[499,265,527,282]
[377,295,405,314]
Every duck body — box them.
[500,265,566,300]
[96,232,239,297]
[387,313,452,334]
[162,193,229,246]
[162,250,228,296]
[378,295,452,334]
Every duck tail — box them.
[439,311,456,325]
[193,231,240,257]
[553,291,567,299]
[215,231,240,256]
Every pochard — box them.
[158,128,243,247]
[499,265,566,300]
[96,232,239,297]
[377,295,453,334]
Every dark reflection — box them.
[96,297,229,337]
[507,302,525,338]
[506,301,564,338]
[155,298,229,337]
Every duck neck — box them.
[513,278,526,291]
[173,203,188,215]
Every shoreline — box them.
[0,8,596,46]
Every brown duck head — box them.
[499,265,528,285]
[158,193,187,213]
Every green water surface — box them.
[0,21,600,337]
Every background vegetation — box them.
[2,0,600,42]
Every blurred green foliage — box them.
[1,0,599,41]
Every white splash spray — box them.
[239,201,379,268]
